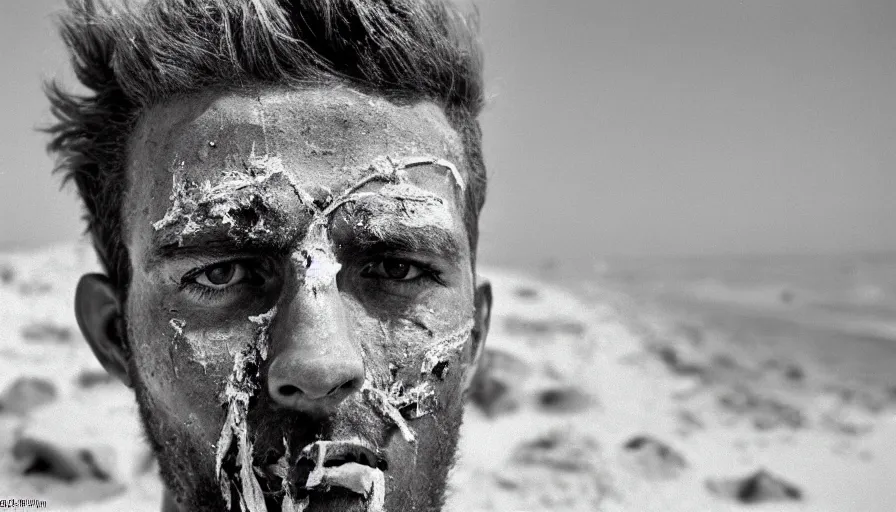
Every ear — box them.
[464,277,492,392]
[75,274,132,388]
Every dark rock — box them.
[820,410,874,437]
[18,280,53,296]
[513,286,539,300]
[717,386,806,430]
[706,469,803,503]
[649,341,705,376]
[468,349,531,417]
[0,263,14,284]
[676,409,705,431]
[512,429,601,473]
[76,370,117,389]
[672,322,704,345]
[621,435,687,479]
[0,377,58,415]
[711,353,740,370]
[779,289,796,304]
[762,358,805,382]
[21,322,73,344]
[784,364,804,382]
[13,438,114,482]
[504,315,586,337]
[536,385,592,413]
[498,430,613,510]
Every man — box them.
[46,1,491,511]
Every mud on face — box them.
[169,155,474,512]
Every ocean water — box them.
[550,253,896,389]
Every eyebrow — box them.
[340,212,464,261]
[147,196,465,267]
[148,224,293,268]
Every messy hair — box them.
[46,0,486,292]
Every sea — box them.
[541,253,896,390]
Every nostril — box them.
[278,384,302,397]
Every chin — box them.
[303,490,372,512]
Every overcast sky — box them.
[1,0,894,268]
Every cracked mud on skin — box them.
[154,146,294,247]
[215,307,277,512]
[166,154,470,511]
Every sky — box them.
[1,0,894,269]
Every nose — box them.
[266,266,364,412]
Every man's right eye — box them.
[193,262,249,290]
[361,258,426,281]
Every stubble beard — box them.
[130,371,464,512]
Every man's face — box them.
[120,86,489,511]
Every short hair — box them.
[46,0,486,292]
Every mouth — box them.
[299,440,388,472]
[285,439,387,510]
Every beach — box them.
[1,243,894,511]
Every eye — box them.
[362,259,424,281]
[194,262,248,290]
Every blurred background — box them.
[2,0,895,264]
[1,1,895,511]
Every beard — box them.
[131,370,464,512]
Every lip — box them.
[289,439,388,505]
[298,439,388,472]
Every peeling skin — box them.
[152,147,288,245]
[321,155,463,218]
[399,156,465,191]
[388,381,437,420]
[154,152,460,247]
[302,442,386,509]
[350,182,455,234]
[169,318,186,336]
[419,319,475,378]
[248,307,277,362]
[215,308,276,512]
[291,222,342,294]
[206,155,463,509]
[168,319,185,377]
[271,439,310,512]
[361,319,475,436]
[169,319,245,373]
[126,87,479,512]
[362,383,417,444]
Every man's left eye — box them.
[194,262,248,289]
[361,259,424,281]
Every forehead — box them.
[124,86,467,254]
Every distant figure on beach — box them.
[46,1,491,510]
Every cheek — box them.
[127,288,257,444]
[349,290,475,424]
[349,290,473,372]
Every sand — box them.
[0,243,894,511]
